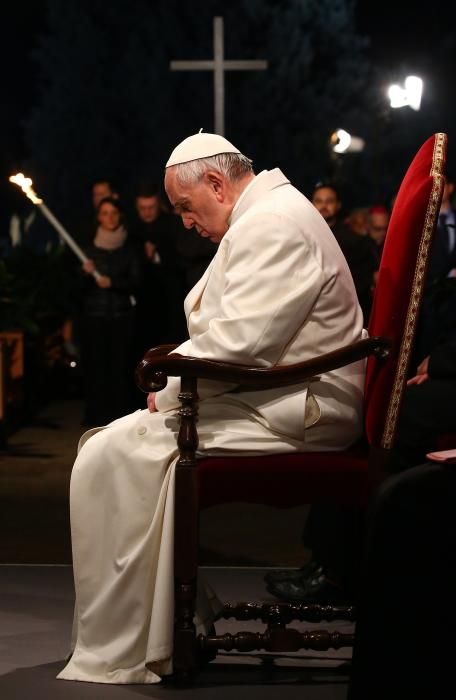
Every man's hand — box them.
[147,392,157,412]
[407,355,430,385]
[144,241,157,261]
[416,356,430,375]
[82,259,96,274]
[96,275,112,289]
[407,372,429,385]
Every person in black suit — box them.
[397,173,456,465]
[394,333,456,467]
[311,183,377,324]
[427,175,456,283]
[348,457,456,698]
[415,174,456,362]
[129,182,188,354]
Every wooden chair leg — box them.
[173,379,199,678]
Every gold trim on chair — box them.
[382,132,447,448]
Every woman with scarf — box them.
[80,197,142,426]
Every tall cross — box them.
[170,16,267,136]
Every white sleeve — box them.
[156,213,325,412]
[190,213,325,364]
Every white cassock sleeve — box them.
[155,213,325,413]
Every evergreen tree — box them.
[25,0,167,227]
[159,0,372,199]
[26,0,372,223]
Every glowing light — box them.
[331,129,365,154]
[9,173,43,204]
[388,85,408,109]
[405,76,423,111]
[388,76,423,111]
[9,172,99,276]
[332,129,352,153]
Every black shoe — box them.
[266,571,350,604]
[264,559,322,586]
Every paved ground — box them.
[0,564,351,699]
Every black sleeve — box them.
[109,245,143,293]
[428,339,456,378]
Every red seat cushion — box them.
[197,443,368,509]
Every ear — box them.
[205,171,225,202]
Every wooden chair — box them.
[136,132,447,679]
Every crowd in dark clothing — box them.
[5,174,453,434]
[1,175,392,425]
[73,178,391,426]
[73,180,217,425]
[0,177,219,426]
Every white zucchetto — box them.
[166,131,242,167]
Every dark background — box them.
[1,0,455,235]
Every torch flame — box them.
[9,173,43,204]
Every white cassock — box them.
[58,169,366,684]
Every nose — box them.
[182,216,194,230]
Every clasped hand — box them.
[147,393,157,412]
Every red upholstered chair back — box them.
[364,133,446,449]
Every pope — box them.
[58,131,366,684]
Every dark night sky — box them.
[1,5,45,158]
[1,1,456,203]
[2,3,454,141]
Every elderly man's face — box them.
[164,168,230,243]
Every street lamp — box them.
[388,75,423,111]
[330,129,365,154]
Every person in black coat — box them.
[80,197,142,426]
[415,174,456,361]
[348,458,456,699]
[130,183,188,353]
[395,333,456,467]
[311,183,377,324]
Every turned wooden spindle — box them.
[219,601,356,623]
[173,376,200,674]
[198,628,355,654]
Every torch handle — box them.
[38,202,100,278]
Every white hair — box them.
[170,152,253,186]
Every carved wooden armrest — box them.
[135,336,390,393]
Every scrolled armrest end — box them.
[135,362,168,393]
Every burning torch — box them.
[9,173,100,278]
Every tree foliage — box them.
[26,0,373,222]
